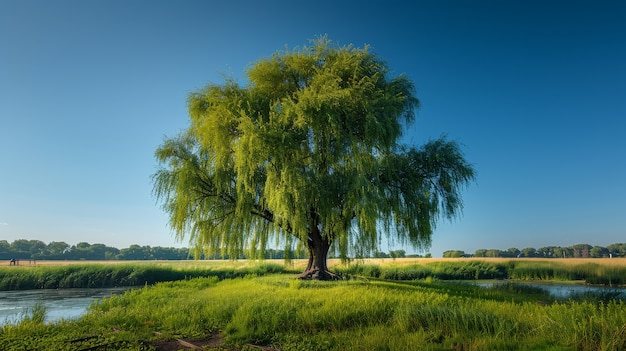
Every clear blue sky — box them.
[1,0,624,256]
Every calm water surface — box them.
[1,282,623,326]
[474,280,626,298]
[0,287,133,325]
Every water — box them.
[0,287,133,325]
[474,280,626,299]
[1,282,623,326]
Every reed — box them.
[0,262,292,290]
[338,259,626,285]
[2,258,624,293]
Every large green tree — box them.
[153,38,475,279]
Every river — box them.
[473,280,626,298]
[0,287,134,325]
[1,282,624,326]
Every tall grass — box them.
[338,259,626,285]
[18,303,47,325]
[2,275,624,350]
[2,259,624,291]
[506,261,626,285]
[0,262,290,290]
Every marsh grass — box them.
[16,303,48,325]
[506,261,626,285]
[2,274,625,350]
[1,259,625,349]
[336,259,626,286]
[0,262,291,290]
[2,258,624,290]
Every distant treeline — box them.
[5,240,626,261]
[443,243,626,258]
[0,239,311,261]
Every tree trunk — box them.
[297,223,340,280]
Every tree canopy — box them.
[153,38,476,279]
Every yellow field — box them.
[349,257,626,267]
[13,256,626,269]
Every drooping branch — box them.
[153,38,475,279]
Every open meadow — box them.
[1,258,625,350]
[3,257,626,288]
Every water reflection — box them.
[0,287,132,325]
[475,280,626,299]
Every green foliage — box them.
[337,260,626,286]
[338,261,508,281]
[0,263,294,291]
[0,239,190,261]
[2,275,624,350]
[152,37,475,267]
[507,261,626,285]
[18,303,48,325]
[469,243,626,258]
[2,259,623,293]
[442,250,466,258]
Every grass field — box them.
[11,256,626,272]
[7,256,626,270]
[2,257,625,290]
[1,268,625,350]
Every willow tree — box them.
[153,38,475,279]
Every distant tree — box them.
[263,249,284,259]
[46,241,70,259]
[10,239,46,259]
[103,245,121,260]
[590,246,609,258]
[505,247,521,258]
[406,253,431,258]
[117,245,154,260]
[29,240,47,257]
[76,242,91,250]
[552,247,565,258]
[66,242,96,260]
[571,244,592,258]
[389,250,406,259]
[473,249,487,257]
[89,243,112,260]
[0,240,11,259]
[607,243,626,258]
[485,249,501,257]
[152,38,475,279]
[151,246,189,260]
[373,251,389,258]
[443,250,465,258]
[9,239,29,257]
[520,247,537,257]
[537,246,555,258]
[552,246,573,258]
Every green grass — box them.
[2,274,625,350]
[506,261,626,285]
[0,262,292,290]
[337,259,626,285]
[1,259,623,291]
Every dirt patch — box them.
[150,334,280,351]
[151,334,227,350]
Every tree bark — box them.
[297,217,340,280]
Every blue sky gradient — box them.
[1,0,624,256]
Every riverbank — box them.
[1,274,625,350]
[1,258,624,291]
[334,258,626,286]
[0,262,291,290]
[0,287,134,325]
